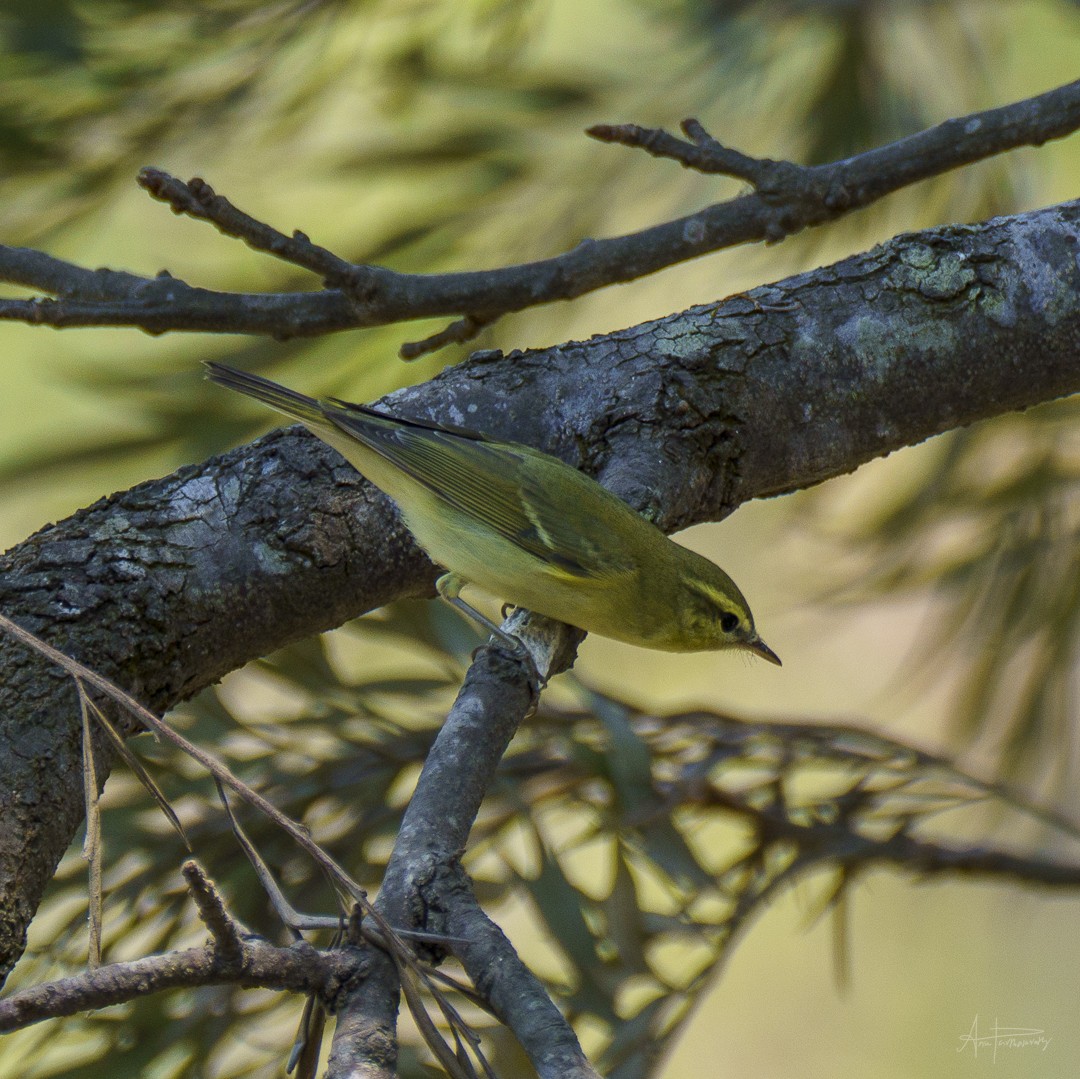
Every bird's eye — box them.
[719,612,739,634]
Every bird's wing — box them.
[327,405,634,581]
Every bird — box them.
[205,363,780,665]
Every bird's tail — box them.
[204,362,329,427]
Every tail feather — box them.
[204,362,327,427]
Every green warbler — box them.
[205,363,780,664]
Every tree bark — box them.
[1,199,1078,981]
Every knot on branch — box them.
[320,945,372,1014]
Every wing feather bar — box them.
[328,410,562,562]
[327,408,632,582]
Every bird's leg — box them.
[435,572,526,653]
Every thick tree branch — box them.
[0,81,1077,353]
[1,199,1078,988]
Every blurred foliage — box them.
[5,604,1079,1078]
[804,396,1080,795]
[0,0,558,244]
[3,0,1080,1075]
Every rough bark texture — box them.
[1,200,1079,980]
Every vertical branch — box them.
[77,682,103,970]
[327,615,594,1076]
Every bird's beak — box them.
[745,635,782,666]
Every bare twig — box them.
[0,933,358,1034]
[400,313,496,360]
[137,170,365,288]
[217,779,472,945]
[215,778,334,940]
[588,118,768,182]
[590,79,1080,214]
[1,81,1076,349]
[181,860,244,964]
[1,862,356,1038]
[81,686,190,847]
[77,686,103,969]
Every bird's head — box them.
[673,556,781,663]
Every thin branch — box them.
[0,935,357,1034]
[329,625,592,1078]
[216,779,334,940]
[217,780,470,945]
[0,81,1076,351]
[77,686,103,970]
[0,860,353,1035]
[82,689,190,847]
[442,870,604,1079]
[590,78,1080,213]
[587,118,767,182]
[400,313,496,360]
[327,641,544,1077]
[214,769,489,1077]
[181,860,245,964]
[137,170,364,288]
